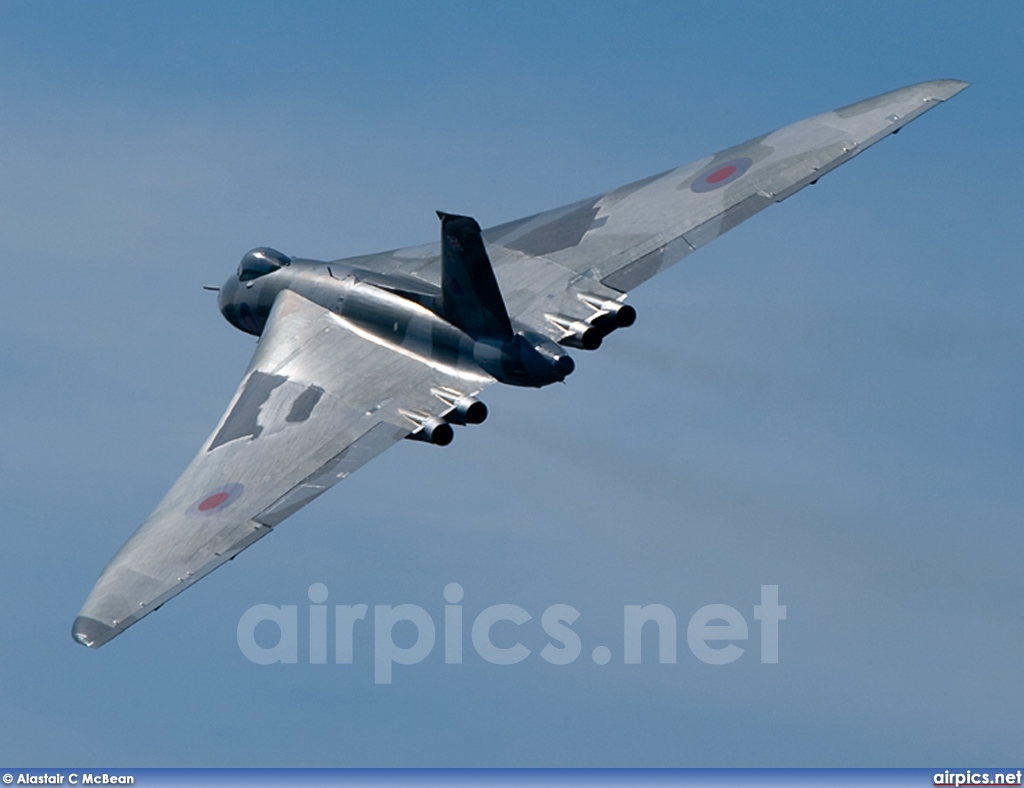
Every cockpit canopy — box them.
[237,247,292,281]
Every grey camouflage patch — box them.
[835,92,896,118]
[604,168,674,202]
[209,371,287,450]
[502,199,602,256]
[286,384,325,423]
[682,191,773,249]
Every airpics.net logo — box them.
[236,583,786,683]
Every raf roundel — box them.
[186,483,245,517]
[691,156,754,193]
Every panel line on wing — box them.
[253,421,408,526]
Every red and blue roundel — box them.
[691,157,754,193]
[186,483,245,517]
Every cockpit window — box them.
[237,247,292,281]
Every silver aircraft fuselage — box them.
[217,253,576,388]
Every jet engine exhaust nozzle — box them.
[405,415,454,446]
[548,315,603,351]
[447,396,488,425]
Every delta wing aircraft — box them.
[73,79,968,648]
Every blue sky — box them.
[1,0,1021,768]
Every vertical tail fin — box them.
[436,211,514,340]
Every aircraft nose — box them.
[217,275,237,315]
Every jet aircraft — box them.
[73,79,968,648]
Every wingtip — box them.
[929,79,971,100]
[72,616,119,649]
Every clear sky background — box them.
[1,0,1021,768]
